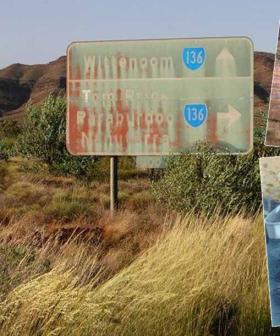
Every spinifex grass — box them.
[0,213,274,336]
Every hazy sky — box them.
[0,0,279,68]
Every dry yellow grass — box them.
[0,157,156,242]
[0,158,273,335]
[0,212,272,336]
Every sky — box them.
[0,0,280,68]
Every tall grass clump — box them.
[0,212,274,336]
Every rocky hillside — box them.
[0,52,275,124]
[0,56,66,119]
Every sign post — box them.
[110,156,118,213]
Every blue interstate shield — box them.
[183,103,208,128]
[182,47,206,71]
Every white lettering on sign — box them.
[79,89,168,109]
[82,55,175,78]
[82,90,91,103]
[76,109,173,130]
[71,79,179,152]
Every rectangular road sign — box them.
[66,37,253,156]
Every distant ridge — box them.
[0,56,66,119]
[0,52,275,126]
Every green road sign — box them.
[66,37,253,156]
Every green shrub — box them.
[0,120,22,159]
[0,136,20,159]
[152,139,280,216]
[0,142,9,161]
[0,120,21,138]
[17,96,97,178]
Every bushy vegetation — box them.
[153,138,280,216]
[0,120,21,138]
[0,143,9,161]
[17,96,97,178]
[0,120,21,160]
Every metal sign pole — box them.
[110,156,118,214]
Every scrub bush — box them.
[152,139,280,216]
[17,96,96,178]
[0,120,21,138]
[0,142,9,161]
[0,120,21,159]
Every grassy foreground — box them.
[0,212,275,336]
[0,157,277,335]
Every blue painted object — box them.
[183,103,208,128]
[182,47,206,70]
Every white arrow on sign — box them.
[217,104,241,126]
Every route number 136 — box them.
[183,103,208,128]
[182,47,206,71]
